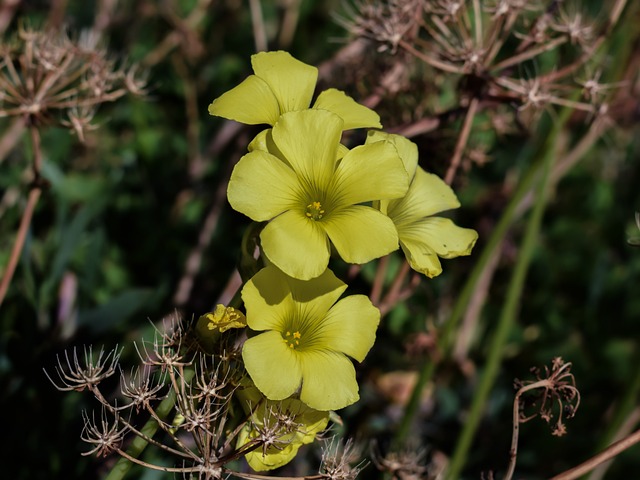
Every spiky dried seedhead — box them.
[81,408,128,457]
[0,22,146,140]
[44,345,121,392]
[321,437,367,480]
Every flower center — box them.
[305,201,325,221]
[283,330,302,349]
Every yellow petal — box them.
[271,110,343,188]
[242,331,302,400]
[313,88,382,129]
[366,131,418,179]
[260,209,331,280]
[322,205,399,264]
[252,51,317,114]
[208,75,280,125]
[227,150,301,221]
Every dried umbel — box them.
[0,23,146,141]
[45,315,363,479]
[514,357,581,437]
[339,0,626,181]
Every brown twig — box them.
[444,96,479,185]
[548,428,640,480]
[0,124,43,307]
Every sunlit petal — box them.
[243,332,303,400]
[319,295,379,362]
[299,350,359,410]
[208,75,280,125]
[313,88,381,129]
[323,205,399,264]
[366,130,418,179]
[388,168,461,225]
[260,209,330,280]
[252,51,317,113]
[271,110,343,190]
[227,150,300,221]
[330,141,408,205]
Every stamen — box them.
[305,201,325,220]
[282,330,302,349]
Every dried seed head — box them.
[372,441,430,480]
[119,365,166,412]
[80,408,127,458]
[0,23,146,139]
[320,437,366,480]
[44,345,121,392]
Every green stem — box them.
[446,114,560,480]
[394,127,547,446]
[103,368,195,480]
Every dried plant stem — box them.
[398,39,463,75]
[0,0,19,35]
[378,261,420,317]
[0,125,42,308]
[588,408,640,480]
[504,379,555,480]
[491,36,567,72]
[445,97,479,185]
[549,428,640,480]
[142,0,212,67]
[0,116,26,164]
[249,0,267,52]
[0,186,41,307]
[278,0,301,49]
[370,254,390,306]
[104,368,196,480]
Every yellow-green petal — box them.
[388,168,460,225]
[322,205,399,264]
[242,331,302,400]
[242,268,295,332]
[208,75,280,125]
[366,131,418,179]
[399,217,478,277]
[227,150,301,221]
[299,350,359,410]
[400,239,443,278]
[330,141,409,206]
[271,110,343,188]
[260,209,330,280]
[313,88,382,129]
[242,266,346,331]
[319,295,379,362]
[251,51,317,114]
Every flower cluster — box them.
[205,50,478,470]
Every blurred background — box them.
[1,0,639,479]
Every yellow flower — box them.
[208,50,380,130]
[227,109,409,280]
[195,304,246,352]
[241,266,380,410]
[368,131,478,278]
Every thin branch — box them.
[0,124,43,308]
[549,428,640,480]
[445,96,479,185]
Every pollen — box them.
[305,201,325,220]
[283,330,302,349]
